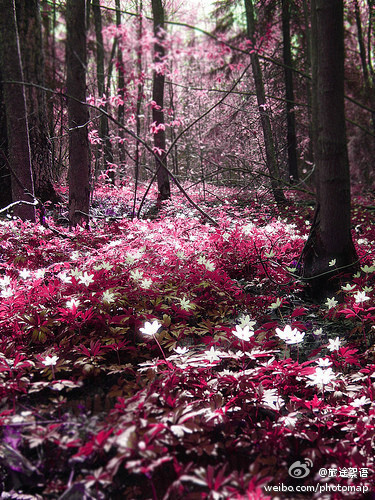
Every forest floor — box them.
[0,181,374,499]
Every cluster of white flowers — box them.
[275,325,305,345]
[232,325,254,342]
[307,367,336,389]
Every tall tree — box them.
[15,0,56,203]
[0,70,12,208]
[152,0,170,202]
[300,0,358,292]
[244,0,286,205]
[353,0,375,133]
[281,0,298,182]
[115,0,126,168]
[66,0,91,226]
[0,0,36,221]
[92,0,114,183]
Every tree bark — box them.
[300,0,358,293]
[0,69,12,208]
[244,0,286,205]
[0,0,35,221]
[152,0,170,202]
[66,0,91,226]
[15,0,57,203]
[92,0,114,183]
[115,0,126,169]
[281,0,298,182]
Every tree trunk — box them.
[0,0,35,221]
[281,0,298,182]
[354,0,375,134]
[92,0,114,183]
[300,0,358,294]
[152,0,170,202]
[244,0,286,205]
[66,0,91,227]
[0,69,12,208]
[115,0,126,169]
[15,0,57,203]
[302,0,314,165]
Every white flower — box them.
[325,297,338,309]
[1,288,13,298]
[71,268,82,278]
[284,330,305,345]
[130,269,144,281]
[341,283,355,291]
[59,271,72,283]
[280,414,298,428]
[238,315,256,329]
[19,269,31,280]
[361,265,375,273]
[262,389,285,411]
[0,276,11,288]
[70,251,81,261]
[329,259,336,267]
[327,337,341,352]
[351,396,371,407]
[275,325,299,341]
[232,325,254,342]
[78,271,94,286]
[307,367,336,387]
[140,320,161,336]
[354,291,370,304]
[204,346,221,363]
[313,328,323,336]
[269,298,283,310]
[179,297,193,311]
[35,269,46,279]
[140,278,153,289]
[66,298,80,309]
[102,290,116,304]
[316,357,332,367]
[42,355,59,367]
[174,346,189,355]
[204,260,215,271]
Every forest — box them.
[0,0,374,498]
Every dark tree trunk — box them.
[300,0,358,294]
[92,0,114,183]
[152,0,170,202]
[354,0,375,134]
[281,0,298,182]
[0,69,12,208]
[302,0,314,165]
[244,0,286,205]
[0,0,35,221]
[66,0,91,226]
[134,0,144,192]
[115,0,126,168]
[15,0,57,203]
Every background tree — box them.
[281,0,298,182]
[0,0,35,221]
[0,70,12,208]
[66,0,91,226]
[244,0,286,205]
[300,0,358,292]
[15,0,56,203]
[152,0,170,202]
[92,0,114,183]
